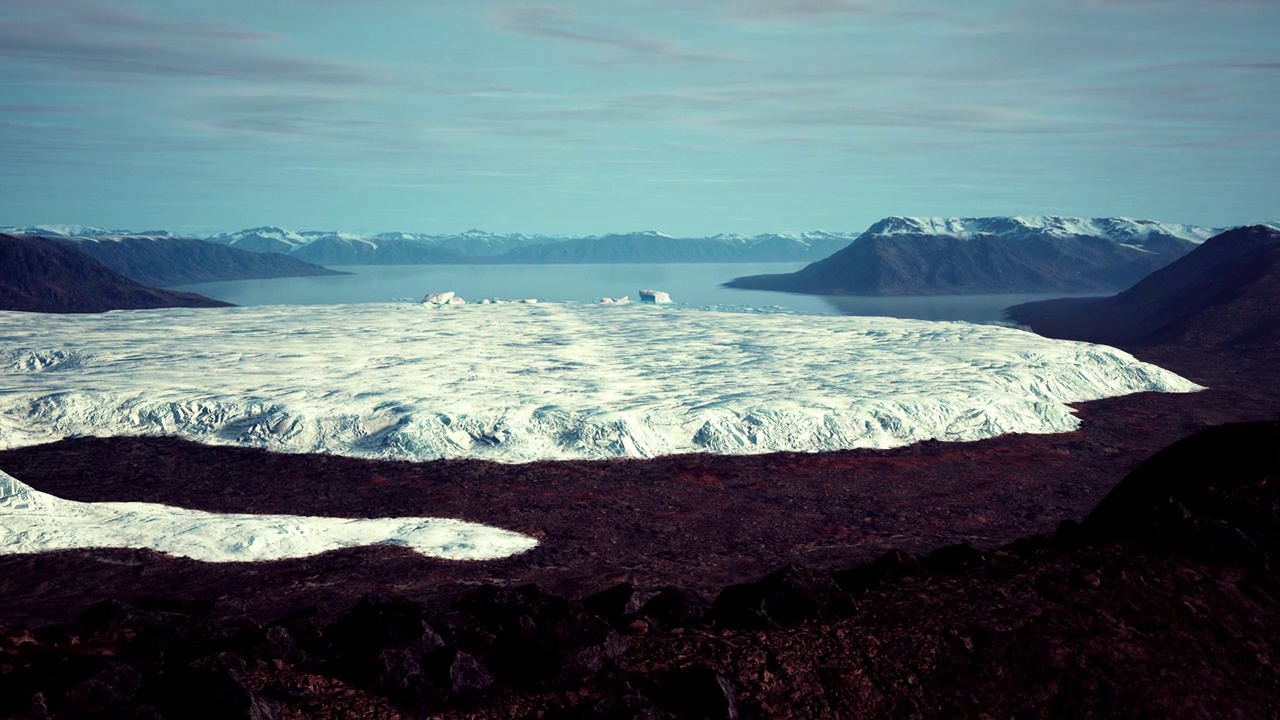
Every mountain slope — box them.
[727,216,1213,295]
[55,235,343,287]
[1006,225,1280,347]
[0,235,230,313]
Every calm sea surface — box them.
[172,263,1091,324]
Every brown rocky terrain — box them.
[0,234,230,313]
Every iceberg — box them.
[639,289,672,303]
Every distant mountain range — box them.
[726,216,1222,295]
[0,234,229,313]
[4,225,859,265]
[207,227,859,264]
[6,219,1258,300]
[1007,224,1280,348]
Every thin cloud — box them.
[0,2,381,86]
[1098,0,1279,6]
[497,6,728,62]
[727,0,881,22]
[1126,59,1280,74]
[0,103,91,115]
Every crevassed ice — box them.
[0,469,537,562]
[0,303,1202,463]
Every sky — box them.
[0,0,1276,237]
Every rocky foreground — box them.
[1,417,1277,719]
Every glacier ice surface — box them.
[0,303,1202,463]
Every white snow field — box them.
[0,303,1201,463]
[0,469,537,562]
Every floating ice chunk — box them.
[600,296,630,305]
[423,291,465,305]
[639,289,672,303]
[0,469,537,562]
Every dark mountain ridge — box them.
[0,234,230,313]
[1007,225,1280,347]
[53,235,344,287]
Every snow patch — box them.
[0,469,537,562]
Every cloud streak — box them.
[498,6,728,62]
[0,1,380,86]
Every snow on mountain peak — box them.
[864,216,1218,244]
[1,225,121,237]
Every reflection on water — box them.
[173,263,1097,324]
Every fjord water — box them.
[172,263,1090,323]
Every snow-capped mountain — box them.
[865,216,1219,245]
[1,225,179,238]
[0,302,1200,463]
[727,216,1222,296]
[205,226,313,254]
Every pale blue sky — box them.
[0,0,1276,236]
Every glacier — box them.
[0,469,537,562]
[0,303,1201,463]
